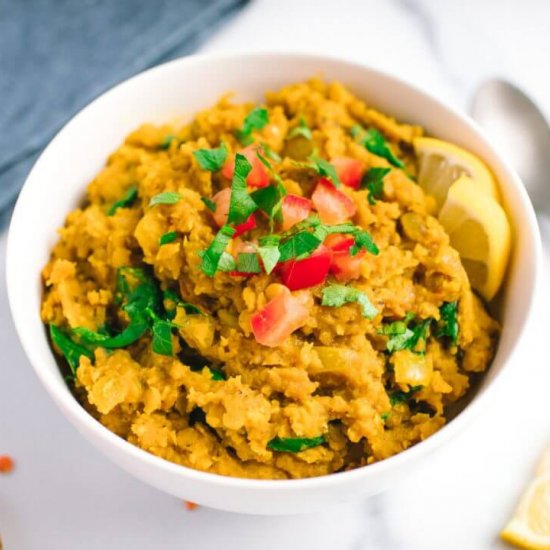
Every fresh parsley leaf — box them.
[308,155,341,187]
[159,231,179,245]
[235,252,261,273]
[436,302,459,345]
[193,143,227,171]
[278,231,322,262]
[149,192,182,206]
[151,318,173,356]
[201,196,217,212]
[321,284,378,319]
[107,185,138,216]
[49,325,93,376]
[361,167,391,205]
[163,288,203,317]
[257,235,281,275]
[235,107,269,145]
[160,135,176,150]
[250,184,284,221]
[379,315,431,354]
[227,153,257,225]
[287,116,312,140]
[352,125,404,168]
[389,386,422,406]
[381,411,391,422]
[210,369,225,381]
[261,143,282,162]
[268,436,325,453]
[217,251,237,272]
[200,225,236,277]
[350,230,379,256]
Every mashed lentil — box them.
[41,78,498,479]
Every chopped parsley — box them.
[107,185,138,216]
[352,125,404,168]
[151,318,174,356]
[149,192,182,207]
[235,107,269,145]
[201,196,217,212]
[389,385,422,406]
[250,184,285,223]
[268,436,325,453]
[257,240,281,275]
[49,325,93,377]
[227,153,258,225]
[379,314,431,354]
[308,155,341,187]
[160,135,176,150]
[261,143,282,162]
[287,116,312,140]
[193,143,227,171]
[321,284,378,319]
[235,252,261,274]
[350,230,379,256]
[278,231,323,262]
[361,167,391,205]
[436,302,459,345]
[163,288,203,317]
[159,231,179,245]
[381,411,391,422]
[200,225,236,277]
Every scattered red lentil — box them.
[184,501,198,511]
[0,455,14,474]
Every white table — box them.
[2,1,550,548]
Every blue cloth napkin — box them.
[0,0,248,227]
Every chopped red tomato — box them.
[325,234,365,281]
[277,245,331,290]
[281,194,312,231]
[222,144,270,188]
[211,188,257,237]
[251,288,309,347]
[332,157,363,189]
[311,178,357,224]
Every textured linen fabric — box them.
[0,0,248,226]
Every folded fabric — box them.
[0,0,248,226]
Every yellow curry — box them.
[41,78,499,479]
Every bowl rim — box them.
[6,50,542,492]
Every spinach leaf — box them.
[389,385,422,406]
[436,301,459,345]
[159,231,179,245]
[49,324,93,376]
[361,167,391,205]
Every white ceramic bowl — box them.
[7,53,541,515]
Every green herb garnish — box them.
[163,288,203,317]
[436,302,459,345]
[287,116,312,140]
[350,230,379,256]
[227,153,258,225]
[235,252,261,274]
[308,155,341,187]
[159,231,179,245]
[151,318,174,356]
[268,436,325,453]
[49,324,93,376]
[257,235,281,275]
[381,411,391,422]
[250,184,284,222]
[321,284,378,319]
[278,231,323,262]
[193,143,227,171]
[107,185,138,216]
[210,370,225,381]
[235,107,269,145]
[352,125,404,168]
[160,135,176,150]
[261,143,282,162]
[389,385,422,406]
[201,196,217,212]
[361,167,391,205]
[379,314,431,354]
[149,192,182,207]
[200,225,236,277]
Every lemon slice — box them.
[414,137,499,209]
[501,476,550,549]
[438,175,511,301]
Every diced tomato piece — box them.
[281,194,312,231]
[211,188,257,237]
[332,157,363,189]
[325,234,365,281]
[222,144,270,188]
[250,288,309,347]
[311,178,357,224]
[277,245,331,290]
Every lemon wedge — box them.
[501,473,550,549]
[414,137,499,209]
[438,175,511,301]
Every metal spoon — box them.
[470,79,550,217]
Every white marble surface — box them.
[2,1,550,548]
